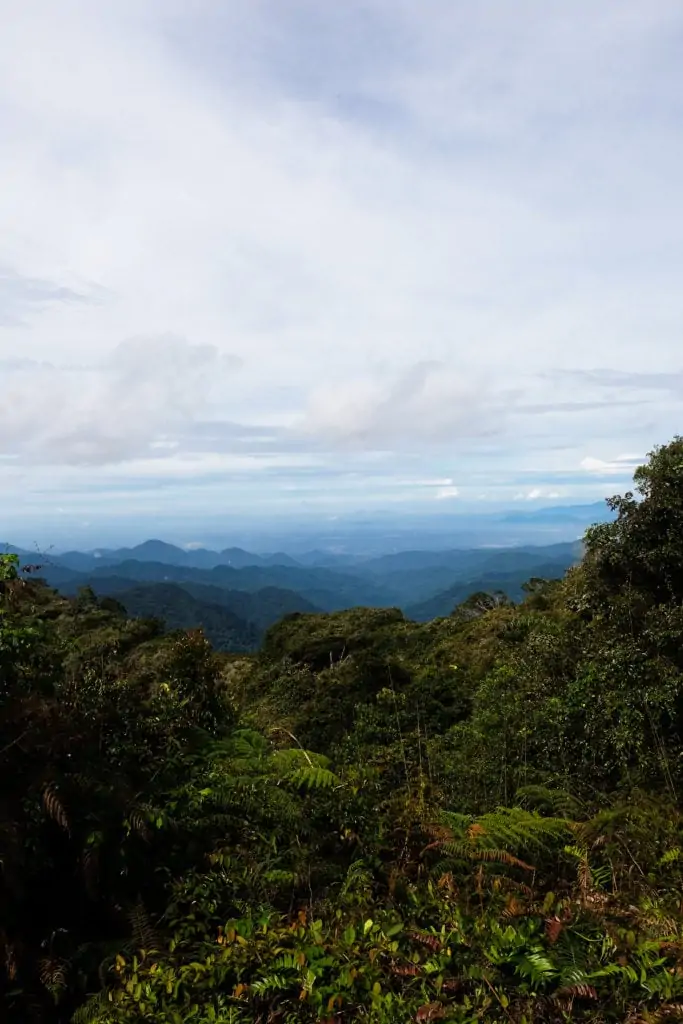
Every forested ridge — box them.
[18,540,583,647]
[4,441,683,1022]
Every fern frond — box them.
[438,806,572,857]
[42,783,70,833]
[441,841,535,872]
[501,895,527,919]
[271,747,331,771]
[128,902,158,953]
[516,785,582,818]
[223,729,270,760]
[72,992,113,1024]
[127,807,152,842]
[38,956,68,996]
[287,765,340,791]
[554,982,598,1002]
[475,807,571,852]
[487,873,534,898]
[250,971,291,995]
[638,1003,683,1022]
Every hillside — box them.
[405,558,578,620]
[176,581,320,632]
[84,559,396,609]
[55,575,321,649]
[95,578,320,639]
[108,583,260,652]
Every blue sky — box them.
[1,0,682,541]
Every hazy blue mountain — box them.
[56,550,113,572]
[56,542,194,572]
[355,549,486,575]
[405,558,578,621]
[9,532,589,638]
[80,560,398,609]
[56,541,271,572]
[115,540,188,564]
[29,562,85,586]
[218,547,266,568]
[260,552,303,568]
[348,542,582,603]
[219,548,303,568]
[293,550,366,568]
[1,543,42,560]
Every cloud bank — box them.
[0,338,240,464]
[1,0,682,529]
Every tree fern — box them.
[434,806,572,865]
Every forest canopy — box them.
[4,438,683,1022]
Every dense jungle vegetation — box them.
[4,439,683,1022]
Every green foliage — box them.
[112,584,260,653]
[7,438,683,1021]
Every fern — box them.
[42,782,70,834]
[554,981,598,1002]
[639,1004,683,1022]
[38,955,68,998]
[126,806,152,842]
[516,784,583,818]
[432,806,572,872]
[128,902,159,953]
[512,950,558,983]
[250,971,291,995]
[441,841,536,872]
[72,992,113,1024]
[287,765,340,791]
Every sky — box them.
[1,0,682,545]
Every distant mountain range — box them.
[4,532,586,649]
[404,559,579,621]
[36,539,308,573]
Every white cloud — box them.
[580,455,642,475]
[434,485,460,500]
[0,0,681,521]
[512,486,563,501]
[0,337,241,464]
[296,362,502,448]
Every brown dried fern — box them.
[38,956,67,993]
[42,783,70,834]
